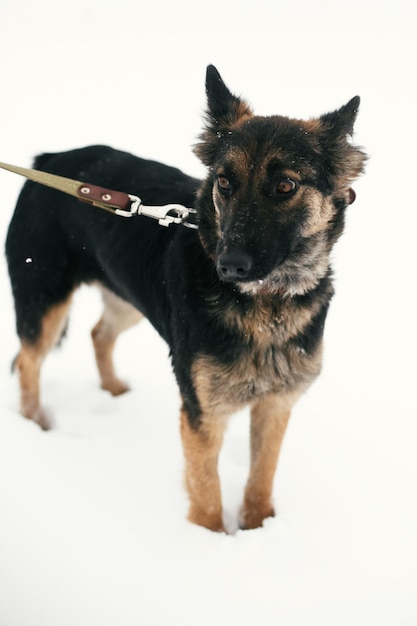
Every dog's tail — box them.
[10,353,18,374]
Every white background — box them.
[0,1,416,624]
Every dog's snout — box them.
[217,250,253,281]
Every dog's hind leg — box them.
[92,286,143,396]
[14,295,73,430]
[180,407,227,532]
[240,393,297,530]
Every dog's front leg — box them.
[180,407,227,532]
[240,393,295,530]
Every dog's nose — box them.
[217,250,253,281]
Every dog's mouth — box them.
[234,264,328,297]
[215,255,287,296]
[216,236,329,297]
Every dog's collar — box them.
[0,160,198,229]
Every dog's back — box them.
[6,145,200,343]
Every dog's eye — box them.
[277,178,297,194]
[217,176,232,194]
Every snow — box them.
[0,1,416,624]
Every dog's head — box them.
[194,66,367,297]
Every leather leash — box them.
[0,160,197,228]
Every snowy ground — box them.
[0,1,416,625]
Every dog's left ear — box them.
[320,96,361,138]
[194,66,253,165]
[319,96,367,186]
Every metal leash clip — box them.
[115,195,198,229]
[0,161,199,229]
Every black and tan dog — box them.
[5,66,366,531]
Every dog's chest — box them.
[192,309,322,415]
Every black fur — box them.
[7,147,200,341]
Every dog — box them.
[5,66,366,531]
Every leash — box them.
[0,160,198,229]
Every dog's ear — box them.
[204,65,252,126]
[320,96,361,138]
[319,96,367,186]
[194,66,253,165]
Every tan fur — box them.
[301,118,323,134]
[180,406,227,532]
[92,286,143,395]
[220,295,325,348]
[15,296,73,429]
[241,392,299,529]
[192,342,321,423]
[189,291,323,530]
[183,361,304,531]
[297,189,335,237]
[232,100,253,126]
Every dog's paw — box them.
[22,406,53,431]
[101,379,130,396]
[188,507,225,533]
[239,503,275,530]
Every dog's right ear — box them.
[194,66,253,165]
[204,65,252,126]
